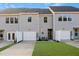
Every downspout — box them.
[48,7,55,40]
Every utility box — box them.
[55,30,70,41]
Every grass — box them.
[0,43,14,52]
[32,41,79,56]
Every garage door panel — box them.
[23,32,36,40]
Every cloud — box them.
[43,3,64,8]
[0,3,16,8]
[4,4,16,8]
[51,3,64,6]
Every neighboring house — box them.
[0,6,79,41]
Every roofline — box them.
[49,6,79,13]
[48,7,55,14]
[0,12,79,16]
[54,12,79,14]
[0,13,52,16]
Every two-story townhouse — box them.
[49,6,79,40]
[0,6,79,42]
[0,8,53,41]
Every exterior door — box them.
[7,33,15,41]
[0,30,4,40]
[74,28,79,39]
[48,29,53,39]
[0,32,3,40]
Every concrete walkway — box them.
[64,40,79,48]
[0,41,36,56]
[0,40,13,48]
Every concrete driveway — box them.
[64,40,79,48]
[0,41,36,56]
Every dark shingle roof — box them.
[49,6,79,12]
[0,8,51,14]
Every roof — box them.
[0,6,79,14]
[49,6,79,12]
[0,8,51,14]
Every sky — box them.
[0,3,79,8]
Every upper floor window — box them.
[63,17,67,21]
[58,16,62,21]
[68,17,72,21]
[15,17,18,23]
[44,17,47,23]
[10,17,13,23]
[58,16,72,22]
[28,17,32,22]
[75,29,77,32]
[6,17,9,23]
[6,17,18,24]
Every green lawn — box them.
[32,41,79,56]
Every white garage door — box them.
[23,32,36,41]
[55,30,70,41]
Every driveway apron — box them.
[0,41,36,56]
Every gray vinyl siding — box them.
[19,14,39,32]
[54,14,79,30]
[0,16,19,40]
[39,14,53,38]
[53,13,79,39]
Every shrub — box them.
[37,37,48,41]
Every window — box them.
[8,33,10,40]
[42,32,44,34]
[44,17,47,23]
[68,18,72,21]
[12,33,15,40]
[0,34,3,38]
[15,17,18,23]
[6,18,9,23]
[58,16,62,21]
[75,33,78,36]
[75,29,77,32]
[63,17,67,21]
[28,17,32,22]
[10,17,13,23]
[74,29,78,36]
